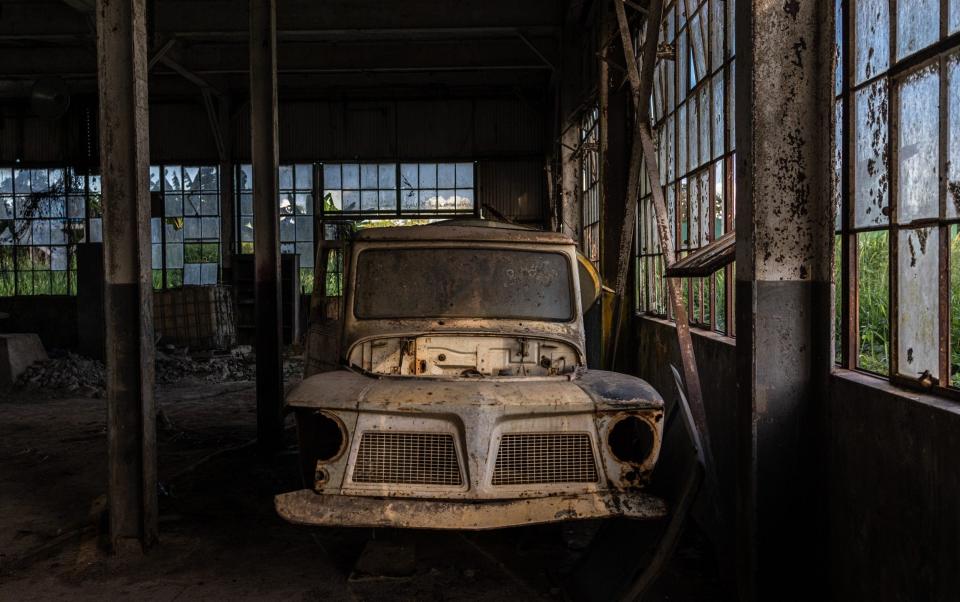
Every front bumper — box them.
[275,489,668,530]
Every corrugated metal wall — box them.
[1,95,548,222]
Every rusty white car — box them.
[275,219,667,529]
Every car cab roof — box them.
[352,218,574,245]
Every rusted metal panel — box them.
[476,160,546,222]
[275,488,667,530]
[396,99,474,158]
[149,102,218,162]
[473,98,545,156]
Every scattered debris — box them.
[12,347,305,398]
[13,353,105,397]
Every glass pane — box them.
[953,0,960,35]
[279,165,293,190]
[855,0,889,85]
[164,166,182,191]
[456,163,474,188]
[896,0,939,60]
[400,164,418,190]
[712,73,724,160]
[949,54,960,218]
[183,167,201,191]
[834,99,843,232]
[854,80,889,227]
[360,164,378,189]
[238,164,253,191]
[295,164,313,189]
[323,164,341,189]
[419,164,437,188]
[952,225,960,385]
[835,0,843,97]
[710,0,723,72]
[199,166,218,191]
[378,164,396,189]
[897,227,939,379]
[342,164,359,189]
[897,64,940,223]
[438,164,456,188]
[834,235,843,363]
[857,230,888,373]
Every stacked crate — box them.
[153,285,237,350]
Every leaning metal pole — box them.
[610,0,717,492]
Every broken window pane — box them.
[854,0,889,85]
[897,64,940,223]
[854,79,888,227]
[896,0,939,60]
[857,230,889,373]
[948,54,960,218]
[897,227,939,380]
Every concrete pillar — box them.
[557,22,582,243]
[734,0,834,598]
[250,0,284,450]
[95,0,158,552]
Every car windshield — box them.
[354,247,573,321]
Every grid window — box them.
[321,162,475,218]
[835,0,960,394]
[0,167,89,296]
[400,162,474,214]
[157,165,221,288]
[636,0,736,336]
[580,107,600,266]
[323,163,396,215]
[235,163,316,293]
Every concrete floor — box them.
[0,377,731,601]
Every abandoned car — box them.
[275,220,668,529]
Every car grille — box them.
[352,432,463,486]
[492,433,599,486]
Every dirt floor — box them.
[0,375,733,601]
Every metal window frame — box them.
[635,0,736,337]
[836,0,960,398]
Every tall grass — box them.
[857,231,889,374]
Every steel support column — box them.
[95,0,157,552]
[734,0,835,598]
[218,95,235,282]
[250,0,283,450]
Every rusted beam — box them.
[608,0,717,497]
[95,0,157,552]
[250,0,284,451]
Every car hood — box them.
[285,368,664,413]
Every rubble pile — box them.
[15,347,304,397]
[15,353,106,397]
[155,347,256,384]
